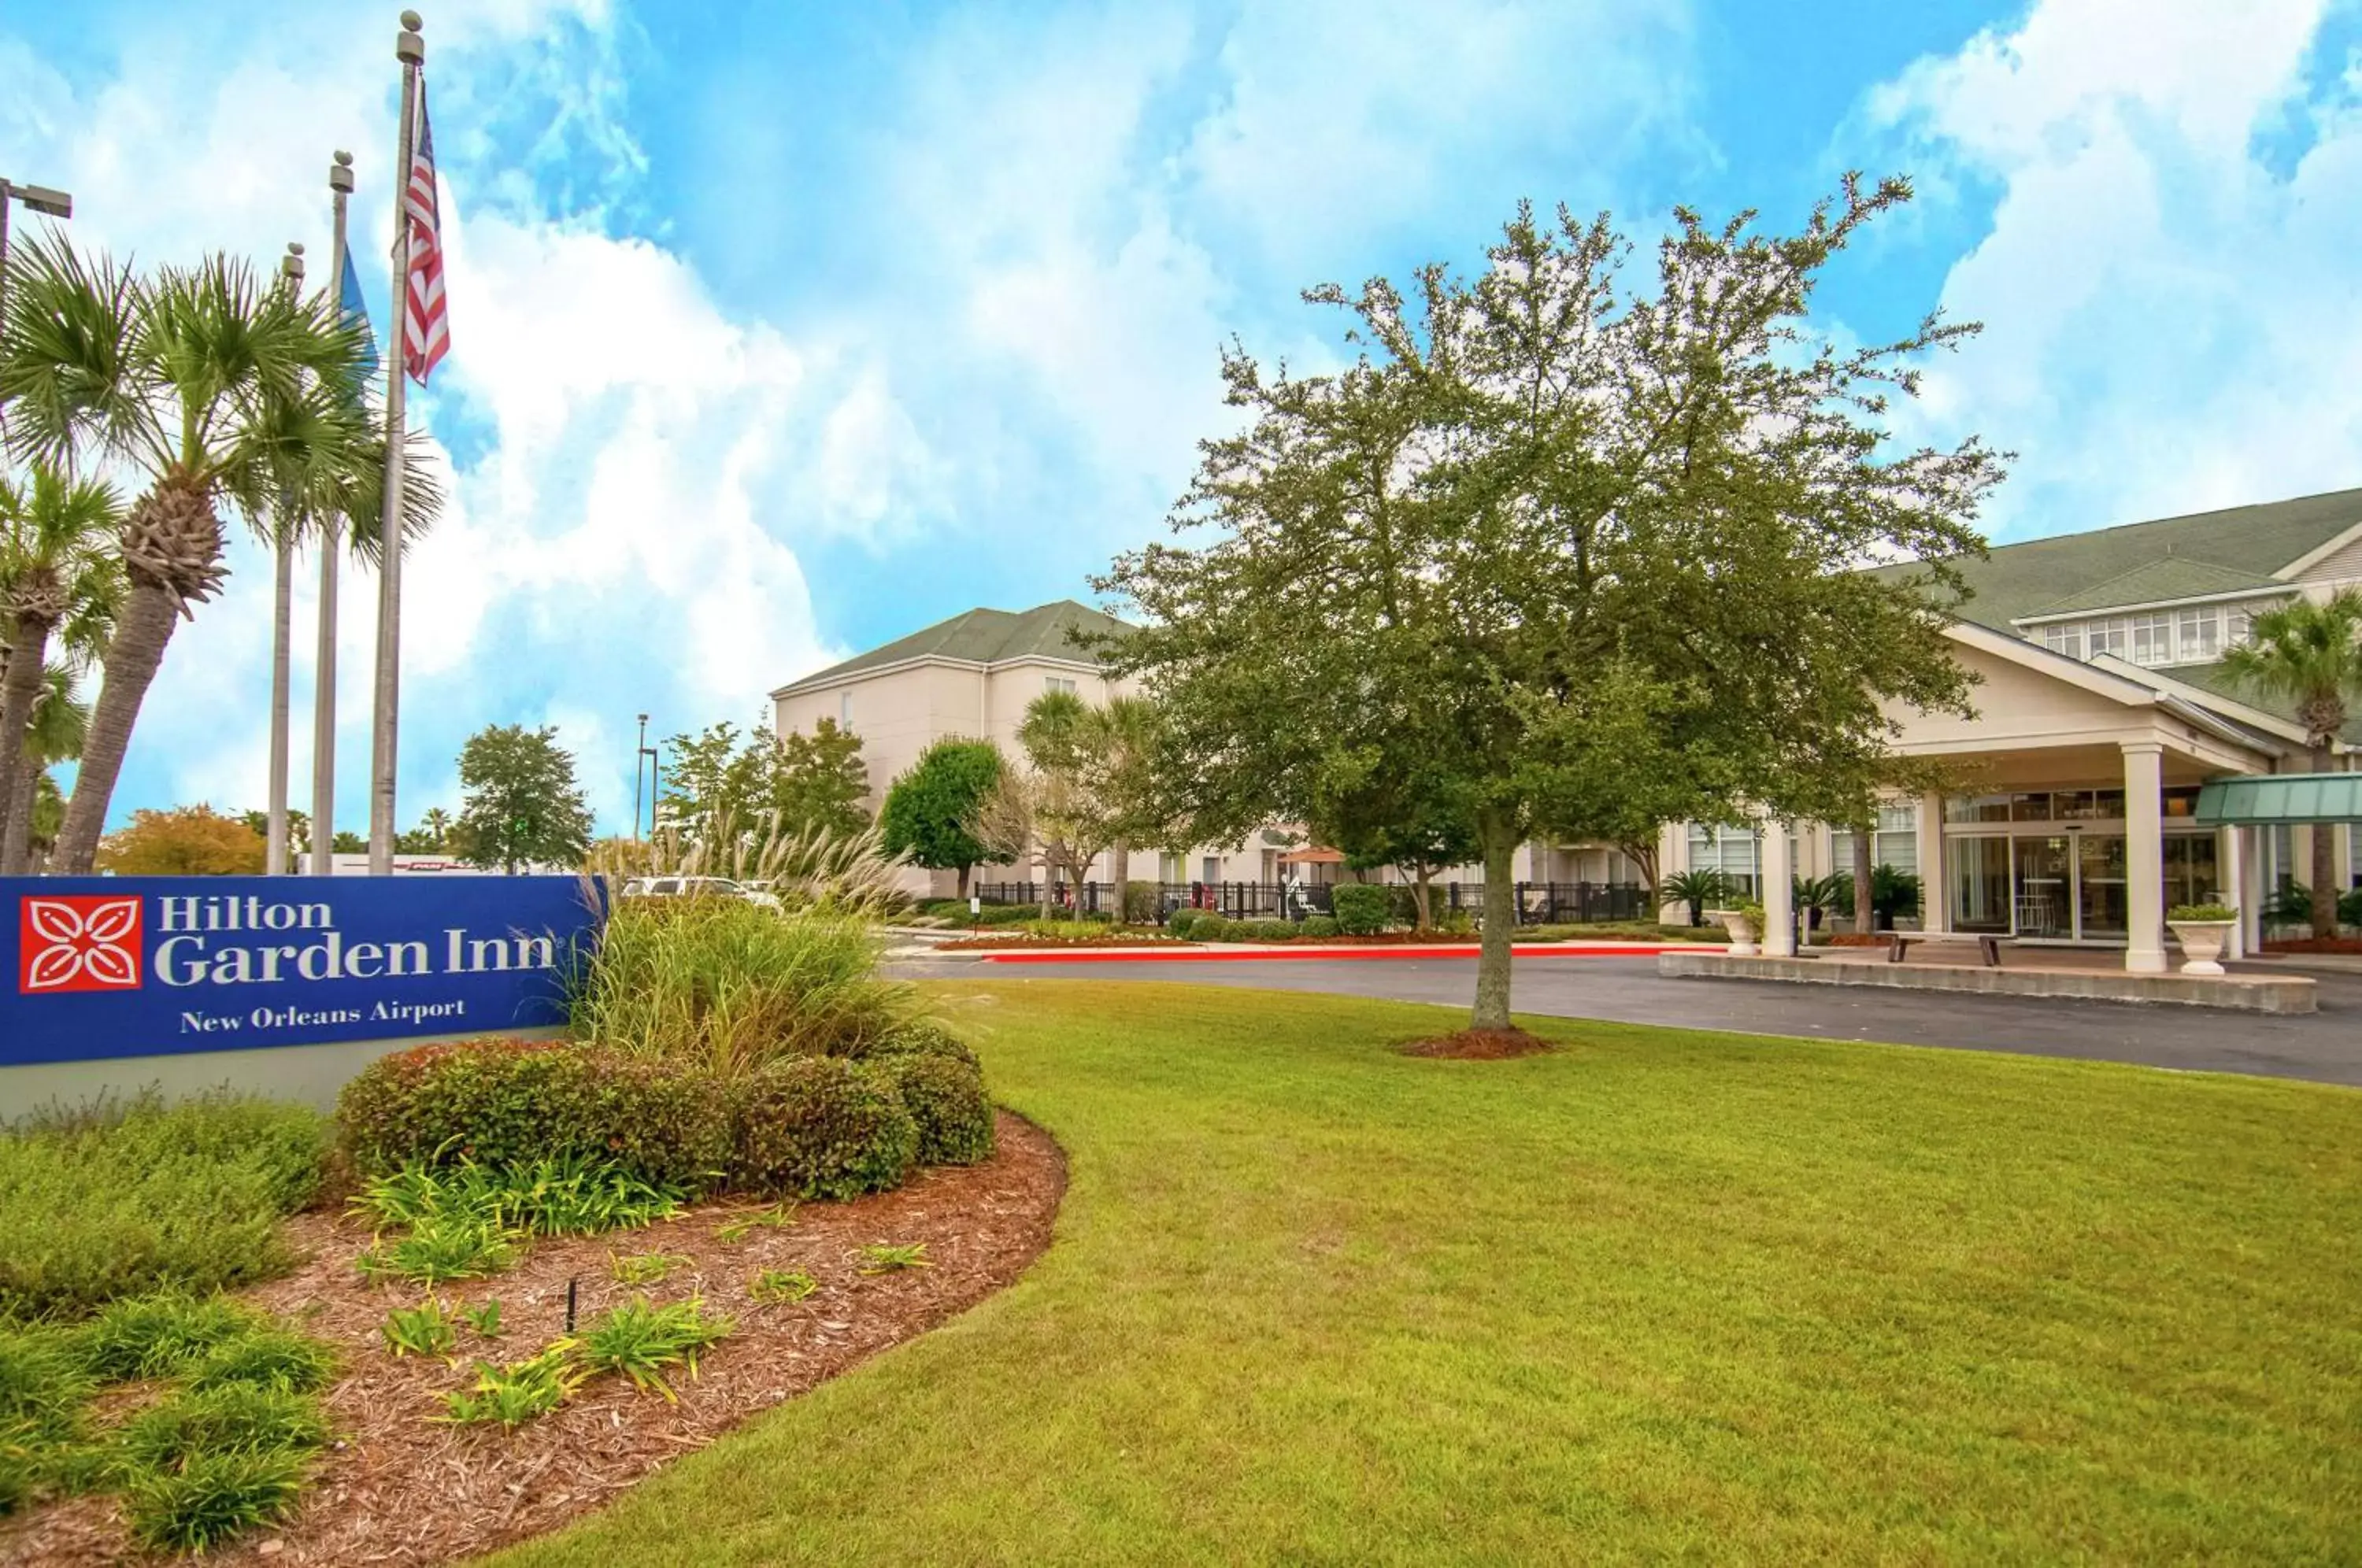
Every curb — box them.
[976,942,1712,964]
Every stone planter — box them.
[1709,909,1758,956]
[2171,919,2236,977]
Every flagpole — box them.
[369,10,424,876]
[266,240,306,877]
[313,150,354,876]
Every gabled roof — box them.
[1885,485,2362,631]
[2017,557,2287,622]
[771,600,1135,697]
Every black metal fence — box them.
[968,880,1654,926]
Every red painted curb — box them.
[976,944,1701,964]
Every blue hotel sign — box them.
[2,875,605,1068]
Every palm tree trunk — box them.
[0,613,53,874]
[1471,810,1518,1031]
[4,759,36,875]
[265,525,294,875]
[2311,744,2339,937]
[1111,840,1130,922]
[50,583,181,873]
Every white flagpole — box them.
[369,11,424,876]
[313,150,354,875]
[266,241,305,876]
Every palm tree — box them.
[11,661,90,872]
[2223,590,2362,937]
[1087,693,1160,915]
[0,462,123,871]
[420,805,453,849]
[0,233,382,872]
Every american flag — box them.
[401,80,450,386]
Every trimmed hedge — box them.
[730,1057,917,1200]
[339,1041,730,1193]
[861,1019,983,1071]
[1192,915,1233,941]
[1165,908,1199,939]
[1300,915,1340,939]
[879,1055,995,1166]
[1329,884,1390,936]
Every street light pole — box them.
[632,713,649,841]
[0,177,73,345]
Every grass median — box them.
[490,980,2362,1565]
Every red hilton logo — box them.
[19,896,144,993]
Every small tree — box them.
[453,723,594,875]
[664,718,872,847]
[97,804,264,875]
[1316,767,1479,930]
[879,738,1005,897]
[2222,590,2362,937]
[768,718,870,838]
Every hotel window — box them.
[1160,853,1184,883]
[2129,612,2171,666]
[1872,804,1918,876]
[2225,605,2255,647]
[1046,675,1078,696]
[838,692,852,727]
[2039,623,2083,659]
[2175,606,2220,662]
[1686,824,1760,897]
[2087,619,2127,660]
[1201,856,1222,885]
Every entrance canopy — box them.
[2194,773,2362,825]
[1277,848,1344,865]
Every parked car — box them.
[617,875,781,909]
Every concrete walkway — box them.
[889,952,2362,1089]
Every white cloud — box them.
[1864,0,2362,536]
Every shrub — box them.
[1329,884,1390,936]
[1245,919,1297,941]
[0,1093,326,1320]
[879,1054,996,1166]
[1192,915,1233,941]
[2169,903,2238,923]
[1300,915,1340,939]
[861,1019,982,1071]
[570,1296,733,1400]
[113,1385,328,1474]
[72,1293,258,1381]
[121,1445,312,1554]
[730,1058,918,1201]
[0,1324,93,1456]
[183,1327,337,1395]
[357,1212,521,1286]
[1165,908,1199,939]
[339,1041,730,1193]
[352,1152,688,1238]
[572,899,915,1072]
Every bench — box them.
[1886,932,2010,967]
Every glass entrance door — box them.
[2078,835,2128,940]
[2012,837,2072,937]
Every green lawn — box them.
[491,982,2362,1565]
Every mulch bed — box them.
[3,1112,1064,1568]
[2260,937,2362,954]
[1399,1028,1553,1060]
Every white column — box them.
[1916,790,1948,933]
[2219,824,2246,961]
[2123,741,2168,973]
[1761,817,1796,957]
[2238,823,2264,958]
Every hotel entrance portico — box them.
[1750,623,2297,975]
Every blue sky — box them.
[4,0,2360,834]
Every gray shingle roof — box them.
[772,600,1135,697]
[1885,486,2362,631]
[2020,558,2289,621]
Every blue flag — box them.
[340,241,379,380]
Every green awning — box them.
[2195,773,2362,825]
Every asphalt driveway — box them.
[891,952,2362,1088]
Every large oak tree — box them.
[1097,178,2002,1030]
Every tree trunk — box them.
[956,863,970,899]
[266,527,294,875]
[1472,812,1519,1031]
[0,612,54,875]
[5,762,36,874]
[1112,840,1131,923]
[1412,867,1435,930]
[1852,823,1875,934]
[2310,745,2339,936]
[52,582,183,873]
